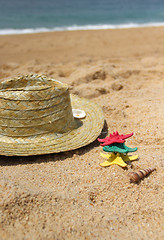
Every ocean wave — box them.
[1,22,164,35]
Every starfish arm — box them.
[128,155,138,161]
[121,154,138,162]
[111,156,127,167]
[128,147,138,152]
[100,152,112,159]
[97,138,105,142]
[100,141,112,146]
[100,161,114,167]
[124,145,138,152]
[122,132,133,140]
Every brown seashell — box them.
[128,167,156,183]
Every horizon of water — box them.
[1,0,164,35]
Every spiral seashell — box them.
[128,167,156,183]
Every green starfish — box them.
[103,142,137,153]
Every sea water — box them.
[0,0,164,35]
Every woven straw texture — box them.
[0,75,104,156]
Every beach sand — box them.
[0,27,164,240]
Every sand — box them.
[0,27,164,240]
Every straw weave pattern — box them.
[0,74,76,137]
[0,75,104,156]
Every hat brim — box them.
[0,95,104,156]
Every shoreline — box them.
[1,22,164,36]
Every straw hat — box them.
[0,74,104,156]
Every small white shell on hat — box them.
[72,109,86,119]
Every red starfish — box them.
[98,131,133,146]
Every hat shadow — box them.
[0,120,108,166]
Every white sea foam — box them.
[1,22,164,35]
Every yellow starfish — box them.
[100,152,138,167]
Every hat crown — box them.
[0,75,76,137]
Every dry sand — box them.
[0,27,164,240]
